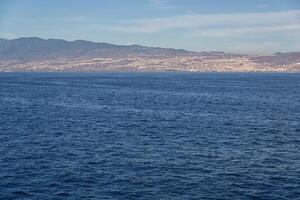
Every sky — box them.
[0,0,300,55]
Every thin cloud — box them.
[0,32,18,39]
[149,0,177,9]
[108,10,300,33]
[225,41,300,55]
[188,24,300,38]
[258,4,269,8]
[54,16,87,23]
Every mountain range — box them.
[0,37,299,72]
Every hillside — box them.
[0,37,299,72]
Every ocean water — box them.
[0,72,299,200]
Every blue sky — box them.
[0,0,300,54]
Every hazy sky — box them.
[0,0,300,54]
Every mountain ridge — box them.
[0,37,299,72]
[0,37,196,60]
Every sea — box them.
[0,72,299,200]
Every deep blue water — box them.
[0,73,300,200]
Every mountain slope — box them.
[0,37,194,60]
[254,52,300,65]
[0,37,299,72]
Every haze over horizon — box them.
[0,0,300,55]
